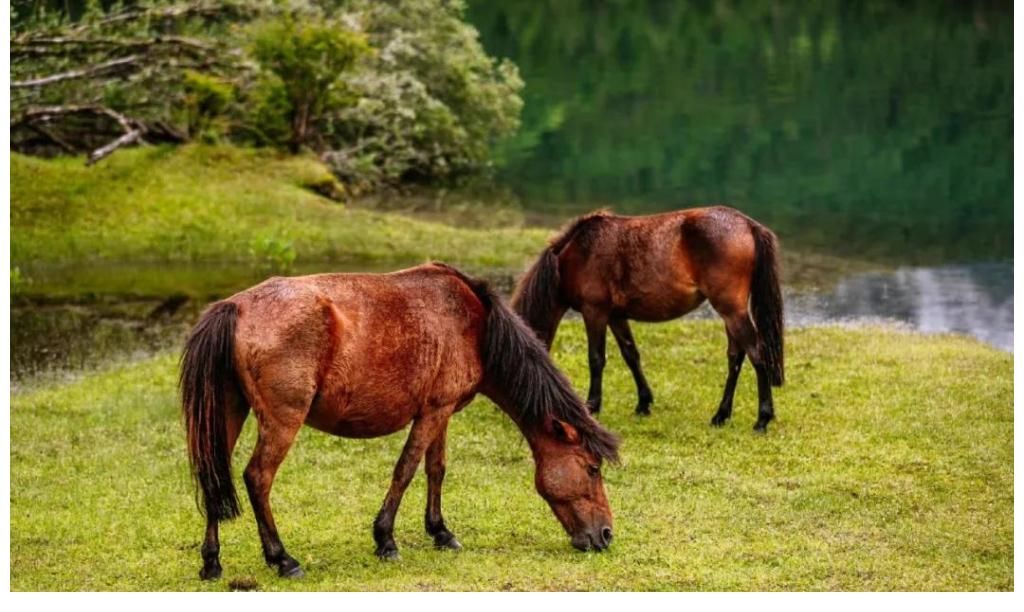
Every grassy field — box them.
[10,320,1013,591]
[10,145,548,269]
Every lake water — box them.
[467,0,1012,265]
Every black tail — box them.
[510,247,563,348]
[180,301,242,521]
[749,224,785,386]
[440,264,619,463]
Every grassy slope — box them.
[10,321,1013,591]
[10,145,548,268]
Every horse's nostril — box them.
[601,526,613,545]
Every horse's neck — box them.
[481,387,547,458]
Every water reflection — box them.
[469,1,1012,265]
[786,262,1013,351]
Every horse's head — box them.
[532,416,615,552]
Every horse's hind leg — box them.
[200,390,249,580]
[751,358,775,432]
[243,403,309,578]
[716,309,774,432]
[582,308,609,414]
[424,421,461,550]
[710,331,745,427]
[609,318,654,415]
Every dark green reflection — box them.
[469,0,1011,264]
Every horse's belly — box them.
[306,391,417,438]
[619,283,705,322]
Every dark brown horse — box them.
[512,206,784,431]
[181,262,620,580]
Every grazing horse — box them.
[511,206,784,431]
[181,263,620,580]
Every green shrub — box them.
[249,17,369,152]
[182,70,235,142]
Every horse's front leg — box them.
[373,411,450,559]
[582,309,609,414]
[424,422,461,550]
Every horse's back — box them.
[228,265,487,437]
[556,209,696,320]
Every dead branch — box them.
[13,104,148,165]
[87,128,144,165]
[65,2,254,34]
[12,55,140,88]
[10,35,213,59]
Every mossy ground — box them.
[10,321,1013,591]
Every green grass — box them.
[10,321,1013,591]
[10,144,548,269]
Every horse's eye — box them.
[587,464,601,477]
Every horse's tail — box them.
[510,246,562,348]
[749,223,785,386]
[180,301,242,521]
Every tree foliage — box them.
[10,0,524,187]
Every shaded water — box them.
[468,0,1012,265]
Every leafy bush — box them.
[324,0,524,185]
[182,70,234,142]
[10,0,524,188]
[248,17,369,152]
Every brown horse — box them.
[181,262,620,580]
[512,206,784,431]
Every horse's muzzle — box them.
[572,526,614,552]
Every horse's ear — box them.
[547,417,580,444]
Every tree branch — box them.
[87,129,144,165]
[12,55,139,88]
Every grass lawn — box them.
[10,321,1013,591]
[10,144,548,270]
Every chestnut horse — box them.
[512,206,784,431]
[181,262,620,580]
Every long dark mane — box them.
[511,210,612,346]
[439,263,620,462]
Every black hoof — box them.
[434,534,463,551]
[710,413,730,427]
[587,401,601,415]
[753,421,770,433]
[279,565,305,579]
[375,543,400,560]
[274,556,304,578]
[199,563,222,581]
[635,403,651,416]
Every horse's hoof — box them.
[199,564,222,581]
[279,565,305,579]
[710,414,729,427]
[435,536,462,551]
[376,545,400,561]
[753,422,769,433]
[635,405,651,416]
